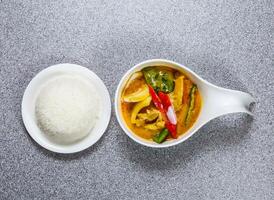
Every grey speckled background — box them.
[0,0,273,199]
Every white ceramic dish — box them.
[22,63,111,154]
[115,59,255,148]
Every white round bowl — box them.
[22,63,111,154]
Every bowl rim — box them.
[21,63,111,154]
[115,59,205,148]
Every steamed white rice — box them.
[35,74,99,144]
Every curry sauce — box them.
[121,66,202,143]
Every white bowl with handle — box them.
[115,59,255,148]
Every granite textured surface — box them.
[0,0,273,199]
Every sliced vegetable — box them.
[172,76,184,111]
[131,96,152,124]
[148,85,165,113]
[142,67,158,89]
[153,128,169,143]
[159,71,175,93]
[124,71,143,90]
[148,87,177,139]
[176,104,189,134]
[158,92,177,125]
[183,79,193,104]
[158,92,171,111]
[158,92,177,138]
[123,85,149,102]
[142,67,174,93]
[185,85,197,125]
[166,106,177,125]
[165,121,177,138]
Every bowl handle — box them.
[201,84,255,121]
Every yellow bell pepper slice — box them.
[123,85,149,102]
[131,96,152,124]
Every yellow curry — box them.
[121,66,202,143]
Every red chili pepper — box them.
[158,91,177,125]
[165,121,177,139]
[148,86,177,138]
[148,85,165,113]
[158,92,172,111]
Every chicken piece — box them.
[137,109,159,121]
[135,108,165,130]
